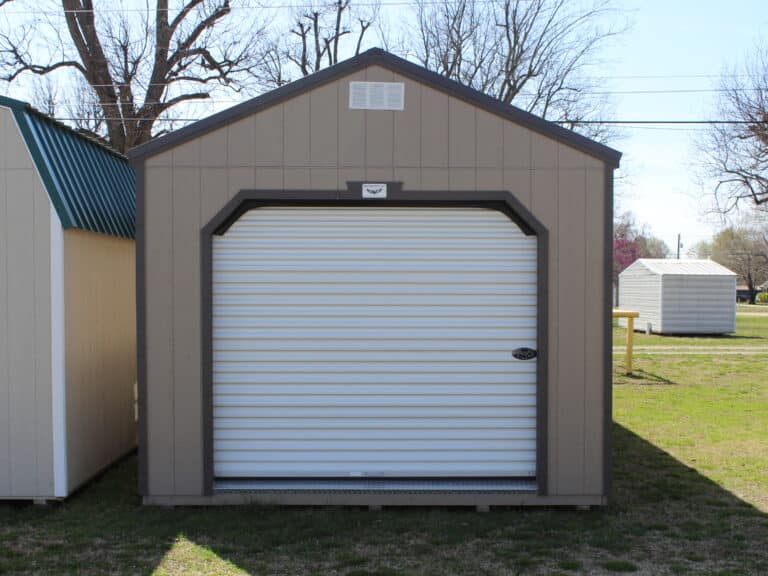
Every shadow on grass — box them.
[615,369,677,385]
[1,425,766,575]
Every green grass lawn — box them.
[612,314,768,347]
[1,350,767,574]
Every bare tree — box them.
[700,48,768,212]
[410,0,624,142]
[261,0,379,86]
[0,0,269,153]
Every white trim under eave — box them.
[51,208,67,498]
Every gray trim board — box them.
[135,159,148,495]
[200,189,549,497]
[128,48,621,168]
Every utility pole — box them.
[676,233,681,259]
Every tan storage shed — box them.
[0,97,136,501]
[130,49,621,507]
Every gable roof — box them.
[0,95,135,239]
[128,48,621,168]
[633,259,737,277]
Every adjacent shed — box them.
[130,49,621,507]
[0,96,136,501]
[618,259,736,334]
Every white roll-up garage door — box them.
[212,207,538,480]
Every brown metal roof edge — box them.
[127,48,622,167]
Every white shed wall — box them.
[617,264,661,331]
[660,276,736,334]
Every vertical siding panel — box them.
[144,166,175,495]
[227,118,257,167]
[420,87,449,168]
[504,169,532,210]
[393,76,421,167]
[283,168,311,189]
[310,168,339,189]
[310,82,339,167]
[420,169,449,190]
[255,168,284,190]
[393,167,421,189]
[172,139,200,168]
[555,167,587,494]
[365,167,395,182]
[503,123,532,168]
[200,168,229,226]
[6,170,37,496]
[532,133,558,169]
[172,168,202,495]
[254,105,284,167]
[284,96,311,167]
[449,98,476,168]
[338,71,366,167]
[0,135,9,495]
[449,168,475,191]
[584,168,605,494]
[365,67,395,168]
[476,111,504,169]
[228,167,256,200]
[199,129,228,168]
[337,168,366,187]
[476,169,503,190]
[33,180,53,497]
[532,169,558,495]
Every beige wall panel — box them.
[531,133,558,169]
[227,167,256,200]
[284,168,311,189]
[393,167,421,189]
[63,230,136,493]
[365,110,395,167]
[254,105,284,167]
[200,128,228,168]
[33,180,53,497]
[583,169,606,495]
[503,123,532,168]
[504,169,532,209]
[365,167,394,182]
[449,168,475,190]
[4,168,52,497]
[144,166,175,495]
[0,150,8,495]
[338,70,366,167]
[531,169,559,494]
[310,168,338,189]
[554,169,587,495]
[338,168,366,186]
[172,169,203,495]
[4,129,32,170]
[284,96,311,167]
[201,169,229,224]
[148,150,173,168]
[476,169,503,190]
[173,139,201,168]
[310,82,339,167]
[476,111,504,169]
[420,168,449,190]
[227,117,256,168]
[255,167,284,189]
[393,75,421,167]
[558,143,588,169]
[420,87,449,168]
[449,98,476,168]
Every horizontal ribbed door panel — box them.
[212,207,537,478]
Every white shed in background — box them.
[618,259,737,335]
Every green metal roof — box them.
[0,95,135,239]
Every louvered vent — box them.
[349,81,405,110]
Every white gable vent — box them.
[349,81,405,110]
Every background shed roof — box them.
[633,259,737,276]
[0,96,135,239]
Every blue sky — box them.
[607,0,768,254]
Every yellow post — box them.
[612,309,640,375]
